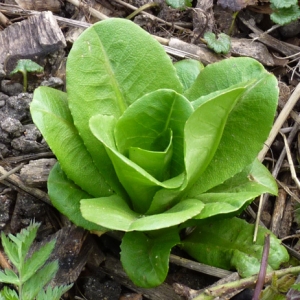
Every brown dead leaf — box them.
[217,0,257,11]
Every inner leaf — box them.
[129,129,173,181]
[114,89,193,177]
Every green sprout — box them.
[0,221,72,300]
[10,59,43,92]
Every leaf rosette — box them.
[30,18,285,288]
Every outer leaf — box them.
[31,87,116,198]
[188,159,278,220]
[90,113,184,213]
[174,59,204,92]
[115,89,193,177]
[22,240,56,282]
[185,57,278,194]
[22,261,59,300]
[67,18,182,196]
[81,195,204,231]
[120,229,180,288]
[181,217,289,277]
[48,162,108,232]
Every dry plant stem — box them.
[280,131,300,190]
[193,266,300,300]
[239,16,300,56]
[0,250,11,270]
[258,82,300,162]
[253,234,270,300]
[0,10,10,26]
[169,255,232,279]
[113,0,189,31]
[66,0,109,20]
[126,2,159,20]
[276,179,300,204]
[253,194,264,242]
[0,163,23,181]
[0,165,51,205]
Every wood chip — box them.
[0,11,66,73]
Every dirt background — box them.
[0,0,300,299]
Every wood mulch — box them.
[0,0,300,299]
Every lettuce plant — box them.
[30,18,288,288]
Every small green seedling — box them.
[270,0,300,25]
[10,59,43,92]
[165,0,192,9]
[0,221,72,300]
[203,32,231,54]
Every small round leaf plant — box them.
[10,59,43,92]
[31,18,288,288]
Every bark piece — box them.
[20,158,57,188]
[15,0,61,12]
[193,0,214,37]
[231,38,274,66]
[0,11,66,74]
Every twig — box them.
[254,120,300,238]
[253,234,270,300]
[126,2,159,20]
[0,251,11,270]
[258,82,300,162]
[169,254,232,279]
[253,194,264,242]
[0,163,23,181]
[113,0,190,32]
[66,0,108,20]
[276,179,300,204]
[192,265,300,300]
[0,165,51,205]
[0,10,10,26]
[280,131,300,190]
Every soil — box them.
[0,1,300,299]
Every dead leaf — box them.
[217,0,257,11]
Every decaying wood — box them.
[29,226,93,286]
[101,255,182,300]
[0,165,51,205]
[20,158,56,188]
[239,15,300,57]
[231,38,274,66]
[271,187,288,236]
[192,0,214,39]
[13,0,61,12]
[0,11,66,73]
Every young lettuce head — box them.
[30,18,285,288]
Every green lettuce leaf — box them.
[182,217,289,277]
